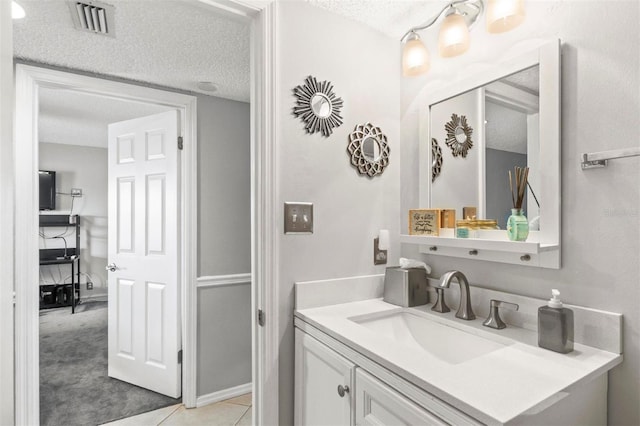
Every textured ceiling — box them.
[14,0,250,102]
[39,87,172,148]
[485,101,528,154]
[307,0,448,39]
[503,65,539,95]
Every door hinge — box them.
[178,349,183,364]
[258,309,265,327]
[177,136,184,150]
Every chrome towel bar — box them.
[582,147,640,169]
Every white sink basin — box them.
[350,311,509,365]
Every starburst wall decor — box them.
[444,113,474,157]
[292,76,344,137]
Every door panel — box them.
[107,110,181,398]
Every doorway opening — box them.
[37,86,181,424]
[10,1,278,425]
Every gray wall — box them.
[38,143,108,295]
[196,94,252,396]
[401,2,640,425]
[485,148,527,229]
[197,95,251,276]
[275,2,401,423]
[197,283,252,395]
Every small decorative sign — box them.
[409,209,440,236]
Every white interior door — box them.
[107,110,181,398]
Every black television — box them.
[39,170,56,211]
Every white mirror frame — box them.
[403,39,560,269]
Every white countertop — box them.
[295,298,623,425]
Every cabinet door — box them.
[295,329,355,426]
[355,369,448,426]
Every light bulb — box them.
[438,11,470,58]
[12,1,26,19]
[486,0,525,34]
[402,33,430,77]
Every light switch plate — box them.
[284,202,313,234]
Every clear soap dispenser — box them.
[538,289,574,353]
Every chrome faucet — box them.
[439,271,475,320]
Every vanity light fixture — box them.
[439,8,471,58]
[401,0,525,77]
[12,1,26,19]
[486,0,526,33]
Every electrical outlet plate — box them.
[374,237,388,265]
[86,281,93,290]
[71,188,83,197]
[284,202,313,234]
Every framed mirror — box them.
[348,122,390,177]
[292,75,344,137]
[415,40,561,268]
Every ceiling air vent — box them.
[68,1,115,37]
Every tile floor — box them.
[103,393,252,426]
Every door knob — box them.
[106,263,117,272]
[337,384,350,397]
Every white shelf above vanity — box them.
[400,232,560,268]
[400,233,558,254]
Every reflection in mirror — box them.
[362,137,381,162]
[430,65,540,229]
[455,127,467,143]
[485,65,539,229]
[311,93,332,118]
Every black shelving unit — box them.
[39,214,81,313]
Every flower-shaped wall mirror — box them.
[445,113,473,157]
[432,138,443,182]
[292,76,344,137]
[347,123,390,177]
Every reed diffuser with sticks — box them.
[507,166,530,241]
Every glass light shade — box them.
[486,0,525,33]
[12,1,26,19]
[438,13,470,58]
[402,36,430,77]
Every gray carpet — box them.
[40,300,181,426]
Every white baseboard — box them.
[196,382,252,408]
[81,291,108,301]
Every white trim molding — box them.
[0,2,15,425]
[197,273,252,288]
[14,64,199,422]
[196,382,253,408]
[250,1,279,425]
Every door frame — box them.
[9,0,278,424]
[199,1,279,425]
[0,2,15,425]
[14,64,198,424]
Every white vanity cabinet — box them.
[355,369,448,426]
[295,327,478,426]
[295,329,355,425]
